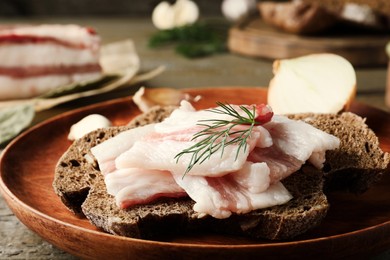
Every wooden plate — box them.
[1,87,390,259]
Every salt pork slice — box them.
[0,24,102,100]
[91,101,340,218]
[91,124,156,175]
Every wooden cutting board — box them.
[228,16,390,67]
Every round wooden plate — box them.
[1,87,390,259]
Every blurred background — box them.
[0,1,388,132]
[0,0,223,16]
[0,1,390,260]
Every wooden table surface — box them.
[0,17,389,259]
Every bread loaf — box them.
[302,0,390,16]
[259,1,337,34]
[259,0,390,34]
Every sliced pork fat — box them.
[91,101,340,218]
[115,139,252,177]
[105,168,186,209]
[91,124,155,175]
[0,24,101,100]
[172,162,292,218]
[262,115,340,169]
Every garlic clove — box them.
[68,114,112,141]
[222,0,257,21]
[152,1,176,30]
[133,86,200,113]
[152,0,199,30]
[267,53,356,115]
[174,0,200,27]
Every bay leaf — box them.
[39,74,120,99]
[0,103,35,145]
[33,66,165,112]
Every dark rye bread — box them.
[288,112,390,193]
[302,0,390,16]
[207,166,327,240]
[260,0,390,35]
[53,106,177,215]
[81,165,327,240]
[53,107,389,240]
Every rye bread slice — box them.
[81,164,327,240]
[53,106,176,215]
[288,112,390,193]
[53,107,389,240]
[205,165,328,240]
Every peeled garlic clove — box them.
[133,86,200,113]
[152,0,199,30]
[174,0,199,27]
[267,53,356,115]
[152,1,175,30]
[222,0,257,21]
[68,114,112,141]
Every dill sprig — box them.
[174,102,270,176]
[148,21,228,58]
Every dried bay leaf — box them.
[33,66,165,112]
[39,74,120,99]
[0,103,35,145]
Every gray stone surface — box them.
[0,200,76,259]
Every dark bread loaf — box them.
[306,0,390,31]
[260,0,390,34]
[53,107,389,240]
[259,1,338,34]
[302,0,390,16]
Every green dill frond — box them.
[174,102,263,177]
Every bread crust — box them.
[260,0,390,34]
[288,112,390,193]
[259,1,338,34]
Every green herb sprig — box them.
[174,102,272,176]
[148,22,228,58]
